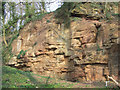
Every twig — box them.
[107,75,120,87]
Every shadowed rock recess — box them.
[8,6,119,82]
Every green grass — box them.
[2,66,35,88]
[2,66,77,88]
[2,66,65,88]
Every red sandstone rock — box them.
[9,13,119,82]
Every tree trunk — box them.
[3,19,8,47]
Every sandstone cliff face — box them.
[9,13,119,82]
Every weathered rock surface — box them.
[8,12,119,82]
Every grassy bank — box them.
[2,66,65,88]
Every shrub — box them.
[17,50,27,59]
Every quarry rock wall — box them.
[9,13,119,82]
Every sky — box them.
[45,0,62,12]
